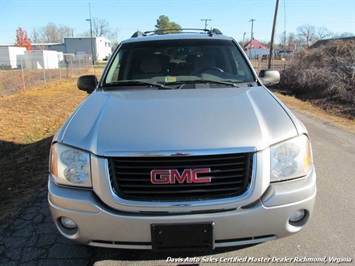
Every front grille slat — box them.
[120,179,245,188]
[114,161,245,169]
[124,187,242,195]
[112,154,247,163]
[108,152,253,201]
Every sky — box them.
[0,0,354,45]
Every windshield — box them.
[104,39,255,87]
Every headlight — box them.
[270,135,313,182]
[50,143,92,187]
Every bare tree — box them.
[317,26,333,40]
[40,22,59,42]
[277,24,353,50]
[277,32,302,50]
[31,28,40,43]
[38,22,73,43]
[277,32,287,49]
[58,26,73,41]
[297,24,317,49]
[83,17,116,40]
[93,18,109,37]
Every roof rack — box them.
[131,28,223,38]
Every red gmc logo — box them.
[150,168,212,184]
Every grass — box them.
[0,66,104,156]
[0,79,88,156]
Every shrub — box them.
[276,40,355,116]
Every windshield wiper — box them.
[103,80,172,90]
[174,79,240,88]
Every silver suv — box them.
[48,30,316,251]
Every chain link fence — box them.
[0,54,94,96]
[0,51,294,96]
[250,58,293,74]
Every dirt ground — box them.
[0,78,354,230]
[273,91,355,133]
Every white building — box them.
[47,37,112,61]
[24,50,59,69]
[0,46,26,69]
[244,39,270,60]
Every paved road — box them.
[0,111,354,266]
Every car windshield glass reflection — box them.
[104,39,254,87]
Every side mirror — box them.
[259,69,280,87]
[77,75,98,93]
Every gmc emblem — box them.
[151,168,212,184]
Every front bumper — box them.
[48,168,316,250]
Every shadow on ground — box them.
[0,137,52,229]
[0,137,255,265]
[0,187,254,265]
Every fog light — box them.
[289,210,306,223]
[60,217,77,229]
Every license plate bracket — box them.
[151,222,214,251]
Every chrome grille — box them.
[108,153,253,201]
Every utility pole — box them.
[86,3,94,65]
[268,0,280,69]
[201,19,211,30]
[249,19,255,59]
[242,32,246,49]
[33,28,37,43]
[283,0,287,48]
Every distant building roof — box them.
[311,36,355,48]
[32,43,62,46]
[244,38,268,50]
[64,36,110,40]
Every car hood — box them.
[57,87,298,156]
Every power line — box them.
[201,19,211,30]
